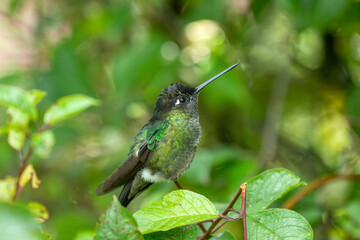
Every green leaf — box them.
[44,94,99,125]
[95,196,143,240]
[0,202,43,240]
[144,225,197,240]
[74,230,95,240]
[0,126,8,135]
[234,168,304,215]
[247,208,313,240]
[31,130,55,159]
[7,127,26,150]
[7,106,30,127]
[0,176,16,203]
[7,106,29,150]
[208,231,236,240]
[40,233,52,240]
[133,190,218,234]
[27,202,49,223]
[27,90,47,105]
[0,85,37,119]
[5,88,45,150]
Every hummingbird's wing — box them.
[96,120,169,196]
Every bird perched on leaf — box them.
[96,63,239,206]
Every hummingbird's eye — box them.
[175,97,187,105]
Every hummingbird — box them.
[96,63,239,206]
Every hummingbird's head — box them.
[151,63,239,120]
[152,83,199,119]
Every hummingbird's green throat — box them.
[96,63,239,206]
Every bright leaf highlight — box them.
[133,190,218,234]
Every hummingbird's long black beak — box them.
[194,63,239,94]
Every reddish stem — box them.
[282,173,360,209]
[12,124,50,201]
[198,184,247,240]
[13,146,33,201]
[241,184,247,240]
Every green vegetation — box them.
[1,0,360,239]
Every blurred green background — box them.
[1,0,360,239]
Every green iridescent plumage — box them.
[96,64,239,206]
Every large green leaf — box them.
[247,208,313,240]
[95,196,143,240]
[133,190,218,234]
[43,94,99,125]
[234,168,304,215]
[144,225,197,240]
[0,85,37,119]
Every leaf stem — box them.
[12,123,50,201]
[38,123,51,133]
[282,173,360,209]
[198,184,247,240]
[13,146,33,201]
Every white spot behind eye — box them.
[175,99,180,105]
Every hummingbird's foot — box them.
[173,180,183,189]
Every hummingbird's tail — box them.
[118,179,152,207]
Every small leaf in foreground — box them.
[27,90,47,105]
[0,176,16,202]
[31,130,55,159]
[144,224,197,240]
[234,168,305,215]
[41,233,52,240]
[133,190,218,234]
[19,164,41,189]
[0,85,37,119]
[7,127,26,150]
[95,196,143,240]
[7,106,30,150]
[247,208,313,240]
[27,202,49,223]
[44,94,99,125]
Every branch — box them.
[282,173,360,209]
[13,146,33,201]
[12,124,50,201]
[198,184,247,240]
[258,76,289,164]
